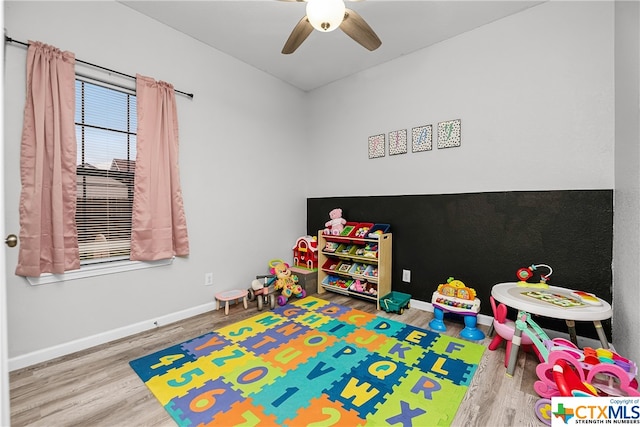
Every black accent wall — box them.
[307,190,613,341]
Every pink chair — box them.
[489,296,539,367]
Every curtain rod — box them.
[5,35,194,99]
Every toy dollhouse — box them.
[292,235,318,270]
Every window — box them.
[27,77,173,286]
[75,79,137,264]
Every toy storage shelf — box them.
[317,231,392,311]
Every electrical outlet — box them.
[205,272,213,286]
[402,269,411,283]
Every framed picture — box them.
[412,125,433,152]
[368,134,385,159]
[388,129,407,155]
[437,119,461,149]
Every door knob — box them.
[5,234,17,248]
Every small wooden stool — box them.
[215,289,248,315]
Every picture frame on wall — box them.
[388,129,408,155]
[368,133,385,159]
[412,125,433,152]
[437,119,461,149]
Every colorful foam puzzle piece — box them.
[130,296,485,426]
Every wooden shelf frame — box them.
[317,231,392,310]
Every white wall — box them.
[305,1,614,197]
[613,0,640,364]
[4,0,635,370]
[3,1,308,364]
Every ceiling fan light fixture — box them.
[306,0,346,32]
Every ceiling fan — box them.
[280,0,382,54]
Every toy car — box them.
[248,275,277,311]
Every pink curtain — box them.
[15,41,79,277]
[130,74,189,261]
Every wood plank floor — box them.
[9,292,546,426]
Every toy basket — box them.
[368,223,390,238]
[380,291,411,314]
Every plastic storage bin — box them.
[368,223,390,239]
[380,291,411,314]
[350,222,375,238]
[339,222,359,237]
[321,258,340,272]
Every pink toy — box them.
[323,208,346,235]
[350,279,364,292]
[533,349,640,425]
[534,346,639,400]
[488,296,541,367]
[513,311,640,425]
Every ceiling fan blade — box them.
[282,16,314,54]
[339,8,381,51]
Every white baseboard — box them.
[408,299,609,350]
[8,301,217,372]
[9,298,610,372]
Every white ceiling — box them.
[120,0,545,92]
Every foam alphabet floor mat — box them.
[129,296,485,426]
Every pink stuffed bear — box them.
[324,208,346,235]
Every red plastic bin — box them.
[349,222,374,238]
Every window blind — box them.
[75,79,137,263]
